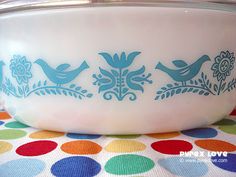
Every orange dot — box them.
[146,132,180,139]
[29,130,64,139]
[61,140,102,155]
[0,112,11,120]
[195,139,236,152]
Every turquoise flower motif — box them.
[93,51,152,101]
[211,51,235,82]
[10,55,32,85]
[99,52,141,69]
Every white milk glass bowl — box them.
[0,0,236,134]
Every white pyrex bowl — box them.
[0,0,236,134]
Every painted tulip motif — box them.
[93,52,152,101]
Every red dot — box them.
[16,140,57,156]
[151,140,193,155]
[230,109,236,115]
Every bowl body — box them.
[0,5,236,134]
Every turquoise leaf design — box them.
[111,69,119,77]
[120,52,127,65]
[126,51,141,68]
[172,60,188,68]
[99,53,114,67]
[56,64,71,71]
[126,66,146,92]
[98,67,115,93]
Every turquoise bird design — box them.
[34,59,89,86]
[0,61,5,89]
[155,55,210,85]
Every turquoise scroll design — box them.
[155,51,236,100]
[93,52,152,101]
[1,55,93,99]
[1,51,235,101]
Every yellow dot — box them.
[29,130,64,139]
[105,140,146,153]
[146,132,180,139]
[0,141,12,154]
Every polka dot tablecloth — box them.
[0,110,236,177]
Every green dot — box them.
[5,121,29,128]
[106,135,141,139]
[105,154,154,175]
[213,119,236,126]
[0,129,27,140]
[219,125,236,135]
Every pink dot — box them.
[151,140,193,155]
[16,140,57,156]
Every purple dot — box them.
[51,156,101,177]
[66,133,101,139]
[212,153,236,172]
[181,128,217,138]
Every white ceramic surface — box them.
[0,3,236,134]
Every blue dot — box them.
[51,156,101,177]
[0,121,4,126]
[66,133,101,139]
[181,128,217,138]
[158,157,208,177]
[0,158,45,177]
[212,153,236,172]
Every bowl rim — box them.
[0,0,236,15]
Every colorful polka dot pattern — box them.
[0,110,236,176]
